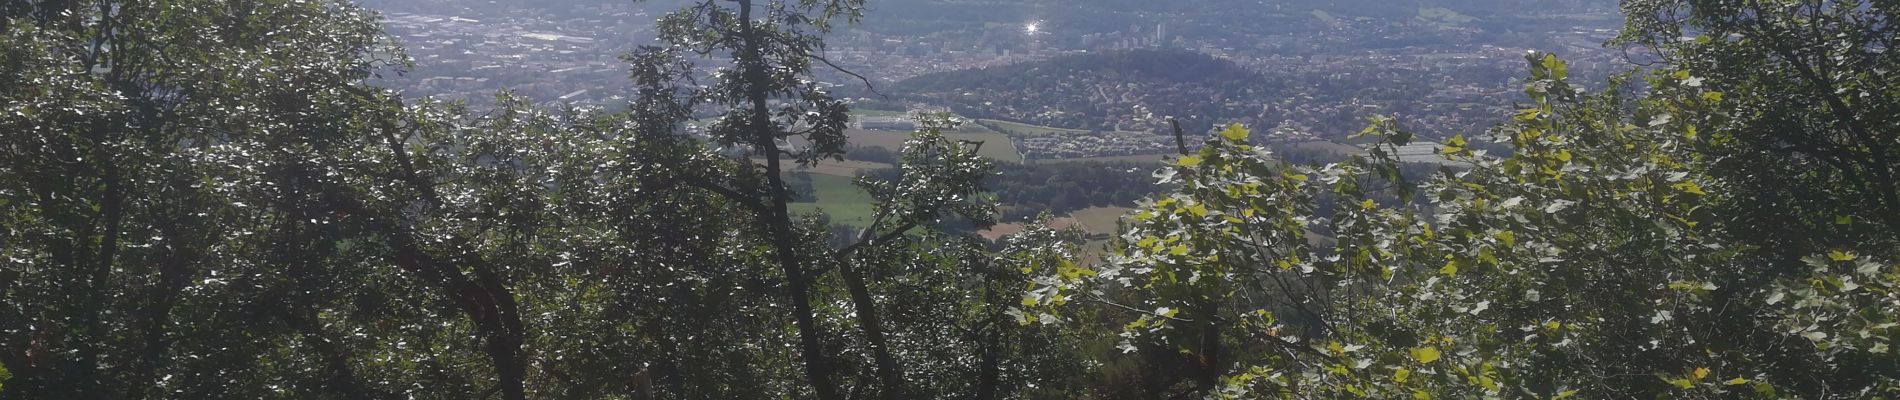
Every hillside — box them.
[892,49,1281,135]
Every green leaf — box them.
[1542,54,1568,80]
[1828,250,1856,262]
[1186,203,1209,218]
[1220,124,1251,142]
[1409,347,1441,364]
[1393,368,1411,383]
[1665,377,1694,389]
[1673,181,1707,196]
[1753,382,1777,397]
[1440,259,1460,277]
[1168,245,1191,256]
[1177,155,1203,167]
[1440,135,1467,155]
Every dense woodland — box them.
[2,0,1898,399]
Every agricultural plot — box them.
[788,173,878,228]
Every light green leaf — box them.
[1409,347,1441,364]
[1666,378,1693,389]
[1673,181,1706,196]
[1542,53,1568,80]
[1220,124,1250,142]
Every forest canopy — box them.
[1,0,1897,399]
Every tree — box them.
[640,0,863,395]
[1618,0,1900,231]
[1,0,401,396]
[1024,52,1899,398]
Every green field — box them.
[1068,206,1133,236]
[789,173,878,228]
[844,129,1024,163]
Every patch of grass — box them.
[783,160,894,178]
[789,173,878,228]
[1068,206,1132,236]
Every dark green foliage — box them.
[988,162,1160,221]
[3,1,1897,399]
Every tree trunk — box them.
[733,1,843,399]
[839,260,905,399]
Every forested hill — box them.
[891,49,1281,134]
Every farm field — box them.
[1068,206,1133,235]
[788,173,877,228]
